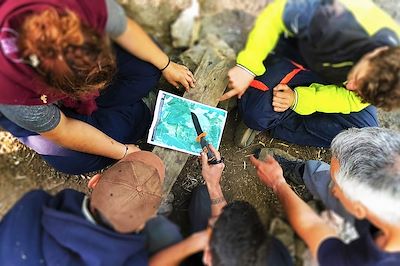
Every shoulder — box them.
[282,0,320,36]
[0,104,61,133]
[104,0,127,38]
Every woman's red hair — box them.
[18,8,116,97]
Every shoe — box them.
[234,120,261,148]
[257,148,305,186]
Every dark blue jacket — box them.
[0,189,148,266]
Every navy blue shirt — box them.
[318,220,400,266]
[0,189,148,266]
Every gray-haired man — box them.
[250,127,400,266]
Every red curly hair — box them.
[18,8,116,97]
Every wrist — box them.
[272,179,288,193]
[159,56,171,71]
[206,183,222,195]
[236,64,256,77]
[118,144,129,160]
[188,232,207,253]
[290,89,298,110]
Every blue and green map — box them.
[148,91,227,155]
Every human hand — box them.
[189,229,211,252]
[219,65,255,101]
[272,84,295,112]
[162,61,196,91]
[200,145,225,188]
[249,154,286,191]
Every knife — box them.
[190,112,218,164]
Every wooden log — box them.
[153,35,235,196]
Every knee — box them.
[241,106,278,131]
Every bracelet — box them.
[120,144,129,160]
[160,57,171,71]
[211,197,226,205]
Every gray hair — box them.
[331,127,400,225]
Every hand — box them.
[249,155,286,191]
[272,84,295,112]
[162,62,196,91]
[219,66,254,101]
[189,229,211,252]
[200,144,225,188]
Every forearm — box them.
[206,183,226,217]
[274,182,336,257]
[114,18,168,70]
[41,113,126,159]
[293,83,369,115]
[236,0,287,76]
[149,234,204,266]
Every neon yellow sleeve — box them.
[293,83,370,115]
[236,0,288,76]
[339,0,400,38]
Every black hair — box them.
[210,201,267,266]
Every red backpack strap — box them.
[279,60,306,85]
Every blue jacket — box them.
[0,189,148,266]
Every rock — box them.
[171,0,200,48]
[199,10,256,53]
[378,110,400,132]
[117,0,191,47]
[179,34,235,71]
[199,0,271,16]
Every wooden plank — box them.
[153,36,235,195]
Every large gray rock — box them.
[119,0,272,51]
[171,0,200,48]
[117,0,191,47]
[199,10,256,53]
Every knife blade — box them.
[190,112,217,164]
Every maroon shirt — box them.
[0,0,107,114]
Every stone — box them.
[198,0,271,16]
[179,34,235,71]
[117,0,191,47]
[199,10,256,53]
[378,110,400,132]
[171,0,201,48]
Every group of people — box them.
[0,0,400,265]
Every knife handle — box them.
[200,138,217,164]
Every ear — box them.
[352,202,367,219]
[88,174,101,189]
[345,79,358,91]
